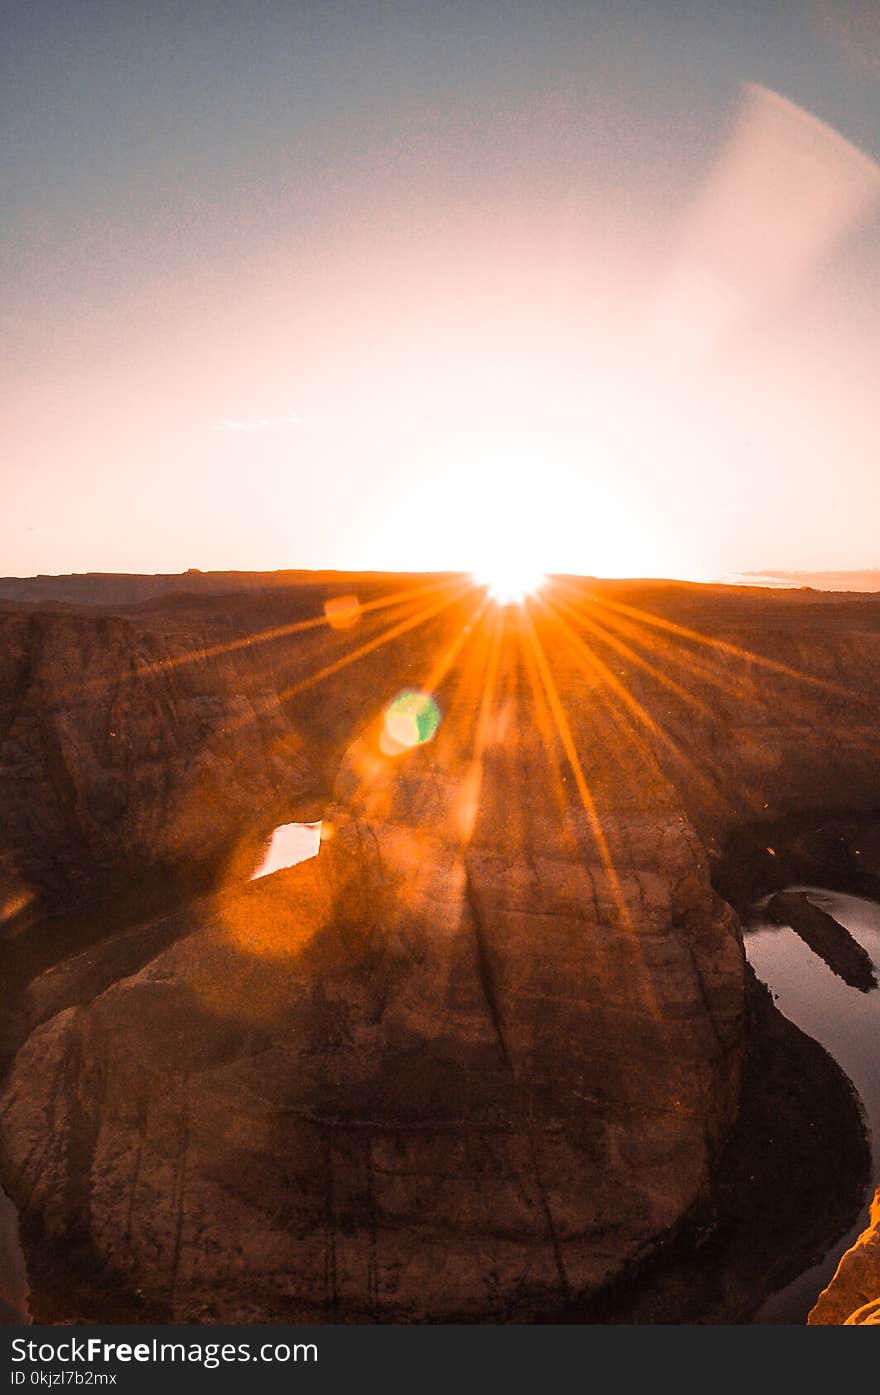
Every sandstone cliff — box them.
[810,1188,880,1324]
[2,575,879,1321]
[0,761,745,1321]
[4,578,880,910]
[0,606,314,914]
[0,575,468,914]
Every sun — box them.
[475,563,546,606]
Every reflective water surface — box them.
[250,821,322,880]
[746,887,880,1324]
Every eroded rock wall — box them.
[0,608,312,912]
[810,1189,880,1325]
[0,756,745,1320]
[2,578,880,1321]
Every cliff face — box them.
[1,576,880,1321]
[4,579,880,910]
[810,1189,880,1325]
[0,607,314,914]
[0,576,469,912]
[0,753,745,1321]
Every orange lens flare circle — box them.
[324,594,362,629]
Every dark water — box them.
[745,886,880,1324]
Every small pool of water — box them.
[250,821,322,880]
[745,886,880,1323]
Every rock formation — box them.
[0,746,746,1321]
[0,606,313,914]
[810,1188,880,1324]
[2,574,880,1321]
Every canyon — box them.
[1,572,879,1322]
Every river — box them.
[745,886,880,1324]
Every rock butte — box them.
[1,573,879,1322]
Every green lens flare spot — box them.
[383,689,441,750]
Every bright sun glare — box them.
[476,564,546,606]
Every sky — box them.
[3,0,880,581]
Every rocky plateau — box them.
[1,573,879,1322]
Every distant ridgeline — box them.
[0,569,455,608]
[735,570,880,593]
[3,569,880,610]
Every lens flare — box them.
[381,689,442,754]
[324,593,362,629]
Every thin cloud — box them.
[215,413,304,431]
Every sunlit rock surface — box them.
[2,575,880,1320]
[3,578,880,911]
[0,822,743,1320]
[0,608,313,913]
[0,663,745,1320]
[809,1188,880,1325]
